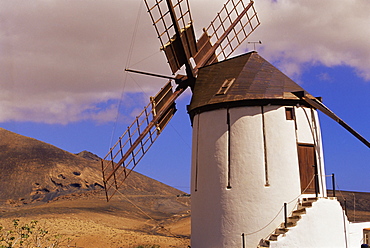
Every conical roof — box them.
[188,52,311,116]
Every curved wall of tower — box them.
[190,104,326,248]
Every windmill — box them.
[101,0,370,247]
[101,0,261,200]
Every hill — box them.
[0,128,185,205]
[328,190,370,223]
[0,128,190,247]
[0,128,102,204]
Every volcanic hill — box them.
[0,128,191,247]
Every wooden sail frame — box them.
[143,0,261,76]
[194,0,261,71]
[102,0,262,201]
[144,0,197,75]
[101,81,183,201]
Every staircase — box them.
[258,198,318,247]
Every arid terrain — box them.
[0,190,190,248]
[0,128,190,248]
[327,190,370,223]
[1,127,369,248]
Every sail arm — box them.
[101,81,185,201]
[293,91,370,148]
[144,0,196,78]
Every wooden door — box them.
[297,144,317,193]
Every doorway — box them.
[297,144,317,194]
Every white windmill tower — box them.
[101,0,370,247]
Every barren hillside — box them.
[0,128,190,247]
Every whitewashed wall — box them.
[295,105,327,197]
[269,198,368,248]
[190,105,326,248]
[348,222,370,247]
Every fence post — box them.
[284,203,288,228]
[242,233,245,248]
[332,173,336,197]
[314,164,319,197]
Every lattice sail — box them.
[144,0,260,76]
[144,0,197,74]
[101,81,183,201]
[194,0,260,70]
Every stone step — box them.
[299,197,320,208]
[257,239,270,248]
[279,217,301,229]
[269,234,279,241]
[288,215,301,222]
[261,199,317,247]
[300,201,313,208]
[292,208,306,216]
[302,197,318,202]
[275,227,289,235]
[285,221,297,228]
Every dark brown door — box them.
[297,144,317,193]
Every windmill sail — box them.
[144,0,261,76]
[144,0,197,75]
[102,0,261,201]
[293,91,370,148]
[101,81,184,201]
[194,0,260,71]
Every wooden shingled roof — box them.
[187,51,313,116]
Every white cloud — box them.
[0,0,369,124]
[0,0,156,124]
[252,0,370,80]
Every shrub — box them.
[0,219,74,248]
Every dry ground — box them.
[0,128,191,247]
[0,191,190,248]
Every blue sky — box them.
[1,0,369,193]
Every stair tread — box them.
[263,200,317,247]
[301,198,318,203]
